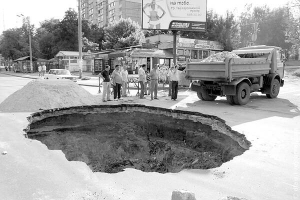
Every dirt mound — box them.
[0,79,97,112]
[201,51,240,62]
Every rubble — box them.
[201,51,240,62]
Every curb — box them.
[0,72,101,87]
[0,72,190,90]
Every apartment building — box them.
[81,0,141,28]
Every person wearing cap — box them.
[99,65,112,102]
[149,64,159,100]
[168,64,179,100]
[138,64,147,99]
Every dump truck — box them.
[185,45,285,105]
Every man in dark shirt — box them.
[99,65,111,102]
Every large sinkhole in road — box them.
[26,104,251,174]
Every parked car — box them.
[44,69,78,82]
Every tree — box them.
[53,9,79,52]
[102,18,145,49]
[239,5,291,50]
[35,19,60,59]
[179,10,239,51]
[0,28,26,60]
[83,24,104,51]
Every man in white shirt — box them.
[38,65,42,77]
[121,65,129,97]
[168,65,179,100]
[42,64,47,76]
[111,65,123,100]
[138,64,147,99]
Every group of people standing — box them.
[138,63,180,101]
[99,65,128,102]
[99,63,180,102]
[38,64,47,77]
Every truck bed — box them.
[185,58,271,82]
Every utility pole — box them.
[17,14,33,72]
[27,17,33,73]
[78,0,83,79]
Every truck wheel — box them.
[226,95,235,105]
[197,91,205,100]
[197,88,217,101]
[234,82,250,105]
[266,79,280,98]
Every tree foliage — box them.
[180,10,239,51]
[239,5,291,50]
[102,18,145,50]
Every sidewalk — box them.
[0,71,183,91]
[0,71,101,87]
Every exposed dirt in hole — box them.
[26,105,250,174]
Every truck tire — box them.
[197,91,205,100]
[266,79,280,98]
[226,95,235,105]
[233,82,250,105]
[197,88,217,101]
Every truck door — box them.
[276,49,284,79]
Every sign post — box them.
[142,0,207,64]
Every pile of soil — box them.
[0,79,97,112]
[201,52,240,62]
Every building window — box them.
[89,8,93,15]
[203,51,209,58]
[109,9,115,16]
[184,49,191,56]
[191,50,198,59]
[199,50,203,59]
[109,2,115,8]
[109,16,115,23]
[98,8,103,14]
[177,49,184,55]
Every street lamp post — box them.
[78,0,83,79]
[17,14,33,73]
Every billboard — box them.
[142,0,207,31]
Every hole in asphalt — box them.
[25,104,251,174]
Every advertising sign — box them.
[142,0,207,31]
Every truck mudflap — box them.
[190,81,201,92]
[221,78,251,96]
[261,73,283,94]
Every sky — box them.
[0,0,290,34]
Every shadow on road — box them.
[183,93,300,127]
